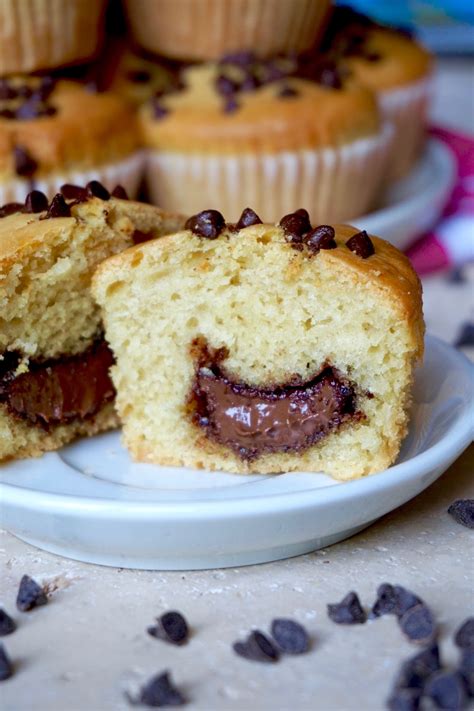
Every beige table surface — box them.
[1,58,473,711]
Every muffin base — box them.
[145,124,393,223]
[0,151,145,205]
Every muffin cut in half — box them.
[0,184,185,462]
[93,208,424,480]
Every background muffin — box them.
[0,76,144,203]
[0,0,107,75]
[140,53,392,222]
[323,6,433,180]
[125,0,332,61]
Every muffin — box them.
[0,183,185,462]
[0,76,145,204]
[109,49,178,108]
[0,0,106,75]
[140,54,393,222]
[92,208,424,480]
[125,0,332,61]
[323,6,433,180]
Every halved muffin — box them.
[92,208,424,480]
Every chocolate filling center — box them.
[0,340,115,428]
[189,347,360,460]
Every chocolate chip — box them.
[346,229,375,258]
[305,225,337,252]
[399,604,437,646]
[240,73,260,91]
[316,62,343,90]
[393,586,423,618]
[425,671,468,710]
[223,97,239,113]
[24,190,48,213]
[365,51,381,62]
[370,583,399,618]
[111,184,129,200]
[185,209,225,239]
[220,51,255,67]
[278,84,299,98]
[233,630,280,663]
[448,500,474,529]
[395,644,441,690]
[455,324,474,348]
[152,99,169,120]
[459,648,474,697]
[15,99,56,120]
[279,208,312,241]
[38,76,55,100]
[14,146,37,178]
[127,69,152,83]
[132,229,153,245]
[134,670,186,707]
[86,180,110,201]
[0,79,16,100]
[60,184,88,201]
[0,610,15,637]
[387,688,421,711]
[16,575,47,612]
[46,194,71,219]
[455,619,474,650]
[215,74,238,96]
[235,207,262,229]
[0,202,24,218]
[0,108,15,119]
[0,644,13,681]
[327,591,367,624]
[270,618,310,654]
[147,611,189,646]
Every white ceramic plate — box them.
[353,137,456,249]
[0,335,472,570]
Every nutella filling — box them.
[189,350,360,460]
[0,340,115,428]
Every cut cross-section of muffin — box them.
[0,184,185,462]
[92,208,424,480]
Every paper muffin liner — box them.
[145,124,394,224]
[125,0,331,61]
[379,76,433,182]
[0,0,106,74]
[0,151,146,206]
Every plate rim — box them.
[0,334,472,518]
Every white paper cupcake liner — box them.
[0,0,106,74]
[379,76,433,182]
[145,124,394,223]
[0,151,146,206]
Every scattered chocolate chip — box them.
[0,644,13,681]
[132,229,153,245]
[370,583,399,618]
[127,69,152,83]
[220,51,255,67]
[16,575,47,612]
[240,73,260,91]
[316,62,343,90]
[111,184,129,200]
[215,74,238,96]
[60,184,88,201]
[185,209,225,239]
[387,687,421,711]
[455,619,474,650]
[0,202,24,218]
[393,586,423,618]
[147,611,189,646]
[133,670,186,707]
[399,604,437,646]
[365,52,381,62]
[278,84,299,98]
[14,146,37,178]
[46,193,71,219]
[24,190,48,213]
[0,108,15,119]
[280,208,312,241]
[327,591,367,624]
[346,230,375,258]
[305,225,337,252]
[395,644,441,690]
[425,671,468,710]
[233,630,280,663]
[459,648,474,697]
[0,610,15,637]
[448,500,474,529]
[223,97,239,113]
[0,79,16,100]
[235,207,262,229]
[454,324,474,349]
[152,99,169,120]
[86,180,110,201]
[270,618,310,654]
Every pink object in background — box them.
[406,126,474,275]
